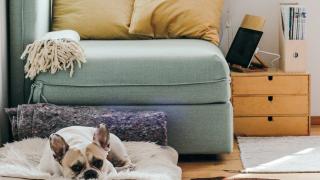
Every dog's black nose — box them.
[83,169,98,179]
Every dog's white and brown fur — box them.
[39,124,134,179]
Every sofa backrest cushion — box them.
[52,0,139,40]
[129,0,224,45]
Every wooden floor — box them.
[179,125,320,180]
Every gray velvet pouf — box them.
[5,103,168,145]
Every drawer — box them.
[232,75,309,95]
[234,116,309,136]
[233,96,309,116]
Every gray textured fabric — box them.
[5,104,168,145]
[9,0,51,106]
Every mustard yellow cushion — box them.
[52,0,135,39]
[129,0,224,45]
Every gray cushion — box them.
[6,104,168,145]
[34,39,230,105]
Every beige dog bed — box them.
[0,138,181,180]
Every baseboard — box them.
[311,116,320,125]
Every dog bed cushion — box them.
[0,138,181,180]
[5,103,167,145]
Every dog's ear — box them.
[93,123,110,151]
[49,134,69,163]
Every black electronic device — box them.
[226,27,263,68]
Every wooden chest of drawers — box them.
[231,70,310,136]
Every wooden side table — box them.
[231,70,310,136]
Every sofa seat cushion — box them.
[34,39,230,105]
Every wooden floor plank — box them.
[179,125,320,180]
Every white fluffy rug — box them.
[0,138,181,180]
[238,136,320,173]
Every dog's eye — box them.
[71,163,83,172]
[91,157,103,169]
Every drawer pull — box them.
[268,116,273,122]
[268,76,273,81]
[268,96,273,102]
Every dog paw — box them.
[127,163,136,171]
[115,163,136,172]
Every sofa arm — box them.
[9,0,51,106]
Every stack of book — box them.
[281,5,307,40]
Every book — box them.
[301,7,307,40]
[281,6,290,39]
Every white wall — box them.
[0,0,9,143]
[221,0,320,116]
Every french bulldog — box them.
[39,124,134,179]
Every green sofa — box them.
[9,0,233,154]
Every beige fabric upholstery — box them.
[52,0,136,39]
[129,0,224,45]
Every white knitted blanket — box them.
[21,30,86,80]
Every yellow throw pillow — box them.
[129,0,224,45]
[52,0,135,39]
